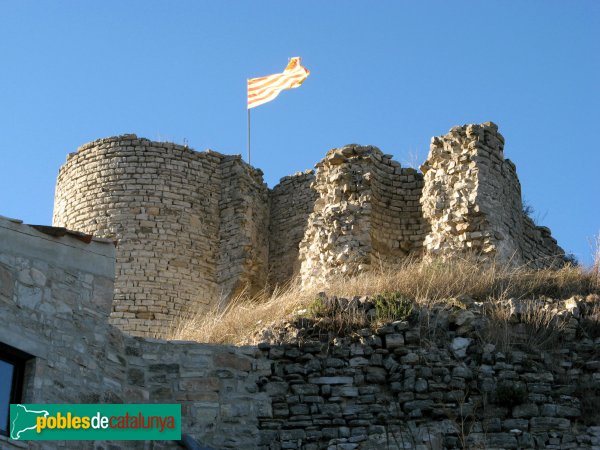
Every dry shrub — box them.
[304,295,370,336]
[579,231,600,339]
[168,281,308,344]
[299,291,416,338]
[167,255,599,345]
[483,297,571,352]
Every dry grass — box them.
[592,232,600,289]
[482,298,571,352]
[167,253,599,345]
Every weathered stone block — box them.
[214,352,252,371]
[512,403,539,418]
[308,376,354,385]
[385,334,404,349]
[291,384,319,396]
[530,417,571,433]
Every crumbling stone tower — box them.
[52,122,565,337]
[420,122,563,267]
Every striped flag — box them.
[247,57,310,109]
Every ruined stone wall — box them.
[521,217,566,268]
[298,145,428,287]
[420,122,564,266]
[298,146,376,287]
[53,136,269,337]
[254,294,600,450]
[52,124,566,336]
[421,123,516,258]
[268,171,317,286]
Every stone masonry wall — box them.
[421,123,519,259]
[0,215,271,450]
[521,217,566,269]
[298,146,376,287]
[420,122,564,266]
[370,151,428,266]
[252,293,600,450]
[268,170,318,286]
[298,145,428,287]
[53,136,222,336]
[218,155,270,299]
[53,136,270,337]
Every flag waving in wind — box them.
[247,57,310,109]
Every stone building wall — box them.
[53,136,269,337]
[0,215,271,450]
[268,171,318,286]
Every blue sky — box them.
[0,1,598,265]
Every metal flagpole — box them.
[247,107,251,165]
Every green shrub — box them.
[373,292,413,323]
[307,297,327,318]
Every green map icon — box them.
[10,404,49,440]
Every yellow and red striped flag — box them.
[247,57,310,109]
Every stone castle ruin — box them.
[52,122,564,336]
[3,121,599,450]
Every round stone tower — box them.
[53,134,269,337]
